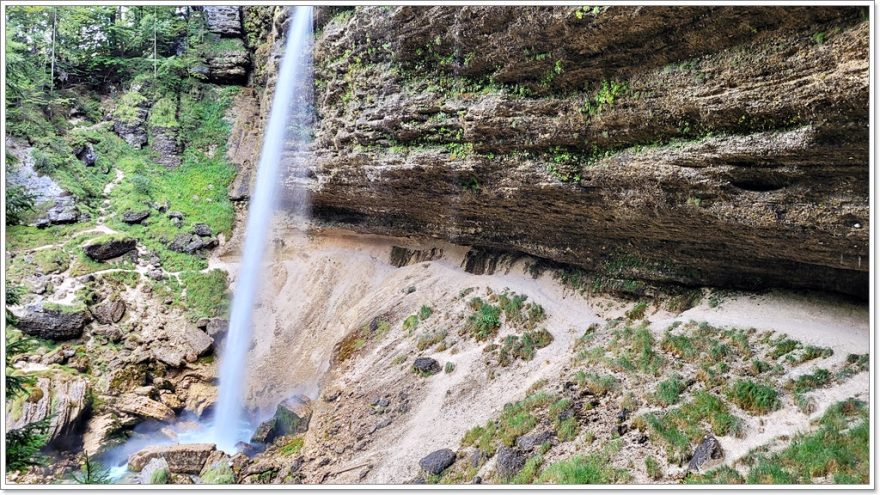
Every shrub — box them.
[418,305,433,320]
[728,379,780,415]
[5,186,34,226]
[538,454,628,484]
[466,299,501,340]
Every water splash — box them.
[213,6,314,452]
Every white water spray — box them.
[213,6,314,452]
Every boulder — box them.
[687,435,723,472]
[183,382,218,417]
[197,318,229,341]
[13,304,91,340]
[5,374,90,445]
[203,6,242,36]
[169,233,218,254]
[83,236,137,261]
[83,413,124,457]
[151,326,213,367]
[204,38,249,84]
[249,418,276,444]
[116,394,176,422]
[76,143,98,167]
[418,448,456,476]
[495,446,525,479]
[113,108,148,148]
[192,223,213,237]
[91,298,126,324]
[139,457,170,484]
[272,395,312,437]
[128,443,216,474]
[515,430,554,451]
[413,357,441,375]
[43,196,81,225]
[122,210,151,224]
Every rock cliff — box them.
[246,6,869,298]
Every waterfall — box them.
[213,6,314,453]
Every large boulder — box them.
[183,382,218,417]
[151,326,213,367]
[83,413,125,457]
[688,435,723,472]
[43,195,82,225]
[116,394,175,422]
[413,357,441,375]
[418,448,456,476]
[13,303,91,340]
[122,210,151,224]
[83,236,137,261]
[495,446,526,479]
[128,443,217,474]
[516,430,554,451]
[76,143,98,167]
[139,457,170,485]
[90,298,126,324]
[272,395,312,437]
[169,233,218,254]
[5,374,90,446]
[203,6,242,36]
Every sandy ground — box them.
[211,221,869,483]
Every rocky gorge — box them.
[2,4,871,487]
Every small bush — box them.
[403,314,420,332]
[444,361,455,374]
[625,300,648,320]
[466,299,501,340]
[728,379,780,415]
[418,305,433,320]
[787,369,832,394]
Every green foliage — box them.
[71,454,112,484]
[609,323,663,375]
[113,91,147,123]
[582,80,629,116]
[625,300,648,320]
[148,96,179,128]
[200,461,233,484]
[497,329,554,366]
[465,298,501,341]
[684,465,744,484]
[278,436,304,456]
[460,391,554,457]
[149,467,169,484]
[745,399,868,484]
[5,335,37,399]
[5,417,50,472]
[644,456,663,480]
[403,314,420,332]
[444,361,455,374]
[538,452,629,484]
[728,379,780,415]
[583,372,618,397]
[787,369,832,394]
[5,186,35,226]
[653,375,685,406]
[643,391,740,463]
[179,269,229,320]
[418,305,433,320]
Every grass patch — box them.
[497,328,553,366]
[537,452,629,484]
[180,269,229,320]
[278,436,304,456]
[641,391,740,463]
[787,369,832,394]
[653,374,685,406]
[465,297,501,341]
[727,379,780,415]
[745,399,868,484]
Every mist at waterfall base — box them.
[99,7,315,478]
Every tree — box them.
[71,454,112,484]
[5,186,35,226]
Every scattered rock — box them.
[122,210,151,224]
[418,448,456,476]
[83,236,137,261]
[516,430,554,451]
[495,446,526,479]
[128,443,216,474]
[687,435,724,472]
[192,223,213,237]
[13,303,91,340]
[169,233,218,254]
[76,143,98,167]
[116,394,175,422]
[139,457,170,484]
[413,357,441,375]
[43,196,81,225]
[90,298,126,324]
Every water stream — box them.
[213,5,314,453]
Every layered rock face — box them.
[253,6,869,298]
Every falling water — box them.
[213,6,314,452]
